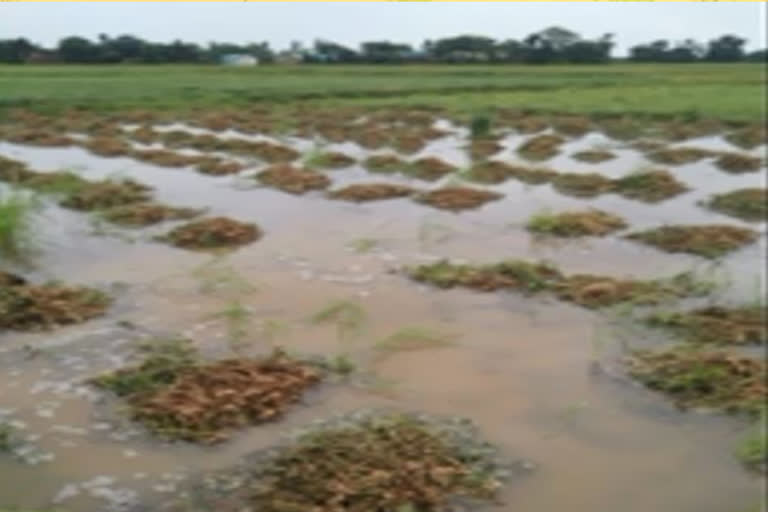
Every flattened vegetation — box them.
[307,151,356,169]
[613,169,688,202]
[196,157,245,176]
[256,164,331,194]
[329,183,417,202]
[409,260,708,308]
[714,152,763,174]
[0,280,110,331]
[626,346,765,415]
[705,188,767,222]
[408,157,457,181]
[468,161,556,185]
[647,147,716,165]
[552,173,614,198]
[409,260,563,292]
[364,154,408,174]
[415,186,503,211]
[554,272,707,309]
[91,345,320,443]
[59,179,152,211]
[517,134,566,160]
[646,306,766,345]
[160,216,261,249]
[626,225,758,258]
[571,150,616,163]
[469,138,503,159]
[726,125,767,150]
[527,209,627,237]
[101,203,203,227]
[245,413,504,512]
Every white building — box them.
[220,54,259,66]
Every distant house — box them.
[219,54,258,66]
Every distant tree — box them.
[494,39,527,62]
[629,40,670,62]
[745,48,767,62]
[562,33,614,63]
[57,36,101,63]
[705,34,747,62]
[360,41,413,63]
[431,35,496,62]
[311,39,358,63]
[666,39,705,62]
[629,38,704,62]
[0,38,37,63]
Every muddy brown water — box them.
[0,123,765,512]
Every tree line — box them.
[0,27,764,64]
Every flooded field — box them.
[0,108,765,512]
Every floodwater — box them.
[0,123,765,512]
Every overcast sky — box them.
[2,2,765,55]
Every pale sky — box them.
[1,2,766,55]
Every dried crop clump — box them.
[329,183,417,202]
[555,272,706,309]
[415,186,503,211]
[0,282,110,331]
[527,209,627,237]
[646,306,766,346]
[92,347,321,443]
[705,188,767,222]
[101,203,203,227]
[626,225,758,258]
[160,217,261,250]
[726,124,767,150]
[613,170,688,203]
[551,115,592,137]
[468,161,556,185]
[6,129,74,147]
[59,179,151,211]
[131,149,200,167]
[571,150,616,163]
[245,413,504,512]
[83,136,134,157]
[469,138,503,160]
[552,172,615,198]
[408,157,457,181]
[714,153,763,174]
[196,158,245,176]
[256,164,330,194]
[409,259,563,293]
[308,151,356,169]
[364,154,408,174]
[647,147,715,165]
[627,346,765,415]
[517,134,566,160]
[0,271,26,287]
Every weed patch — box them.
[705,188,767,222]
[527,209,627,237]
[646,306,766,346]
[160,217,261,250]
[626,225,757,258]
[0,190,39,260]
[256,164,330,194]
[329,183,417,202]
[626,346,765,416]
[416,186,502,211]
